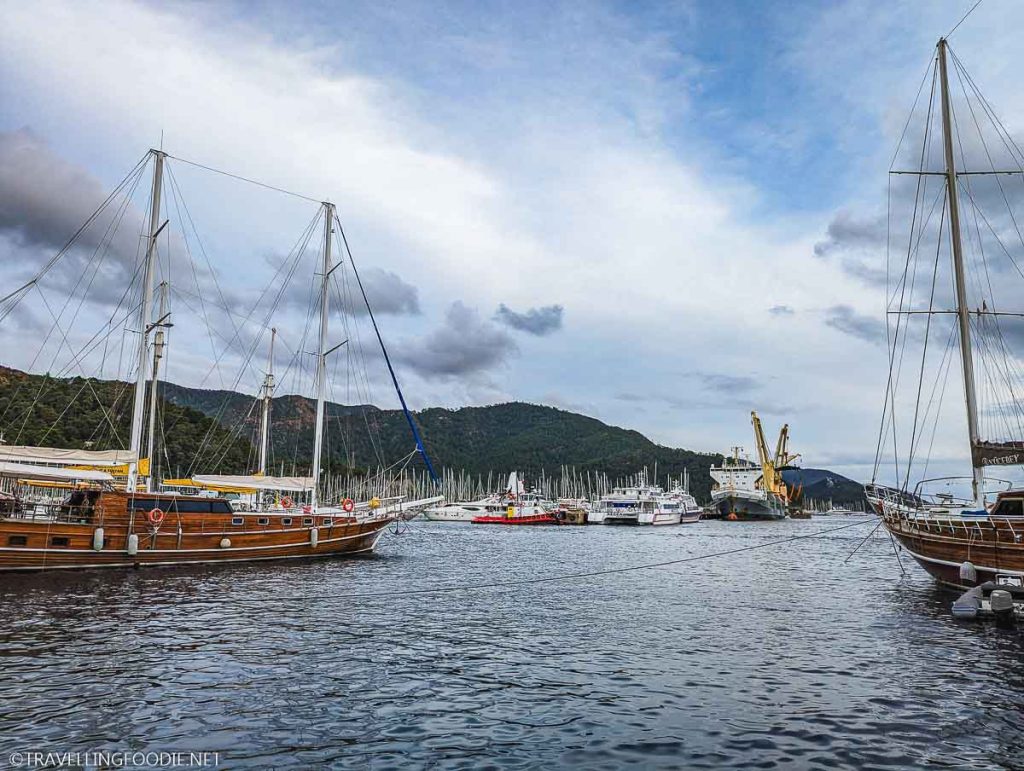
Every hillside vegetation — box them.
[0,365,869,505]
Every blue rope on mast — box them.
[335,216,440,485]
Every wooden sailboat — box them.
[0,150,441,571]
[869,39,1024,589]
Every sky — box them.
[2,0,1024,485]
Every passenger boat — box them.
[871,39,1024,589]
[590,470,690,525]
[0,150,441,571]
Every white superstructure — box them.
[590,470,697,525]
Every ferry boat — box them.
[590,471,695,525]
[0,150,441,571]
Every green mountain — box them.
[0,364,722,499]
[0,364,868,506]
[780,467,869,509]
[0,366,252,479]
[160,382,723,500]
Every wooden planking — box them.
[0,489,393,571]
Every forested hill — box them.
[0,365,876,505]
[0,366,252,479]
[0,364,721,500]
[160,382,724,501]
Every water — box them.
[1,516,1022,769]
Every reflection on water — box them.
[1,516,1022,768]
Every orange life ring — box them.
[147,507,165,525]
[342,498,355,513]
[281,496,294,509]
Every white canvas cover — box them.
[0,461,113,482]
[192,474,314,492]
[0,445,137,467]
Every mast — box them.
[938,38,984,506]
[310,204,334,510]
[258,328,276,476]
[127,150,165,493]
[145,280,169,491]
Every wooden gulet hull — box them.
[882,512,1024,589]
[0,491,395,572]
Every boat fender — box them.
[126,533,139,556]
[990,589,1016,629]
[369,496,381,510]
[507,505,515,519]
[92,527,105,552]
[281,496,293,509]
[310,528,319,547]
[959,561,978,585]
[342,498,355,513]
[219,538,231,549]
[951,586,982,619]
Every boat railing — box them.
[1,500,107,525]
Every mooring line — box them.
[206,517,881,605]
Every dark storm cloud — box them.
[0,129,214,310]
[494,303,564,336]
[0,129,144,282]
[397,302,517,379]
[824,304,885,344]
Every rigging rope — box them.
[199,518,880,604]
[335,214,440,484]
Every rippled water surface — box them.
[2,516,1023,769]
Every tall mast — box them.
[938,38,984,506]
[145,280,169,491]
[310,203,335,510]
[127,149,165,493]
[258,327,276,475]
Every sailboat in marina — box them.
[0,149,441,571]
[868,38,1024,589]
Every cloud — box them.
[769,305,794,316]
[824,304,885,344]
[0,129,150,305]
[813,210,886,259]
[697,373,758,393]
[351,268,420,316]
[397,301,516,379]
[493,303,563,336]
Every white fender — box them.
[220,538,231,549]
[126,533,139,556]
[310,528,319,547]
[92,527,105,551]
